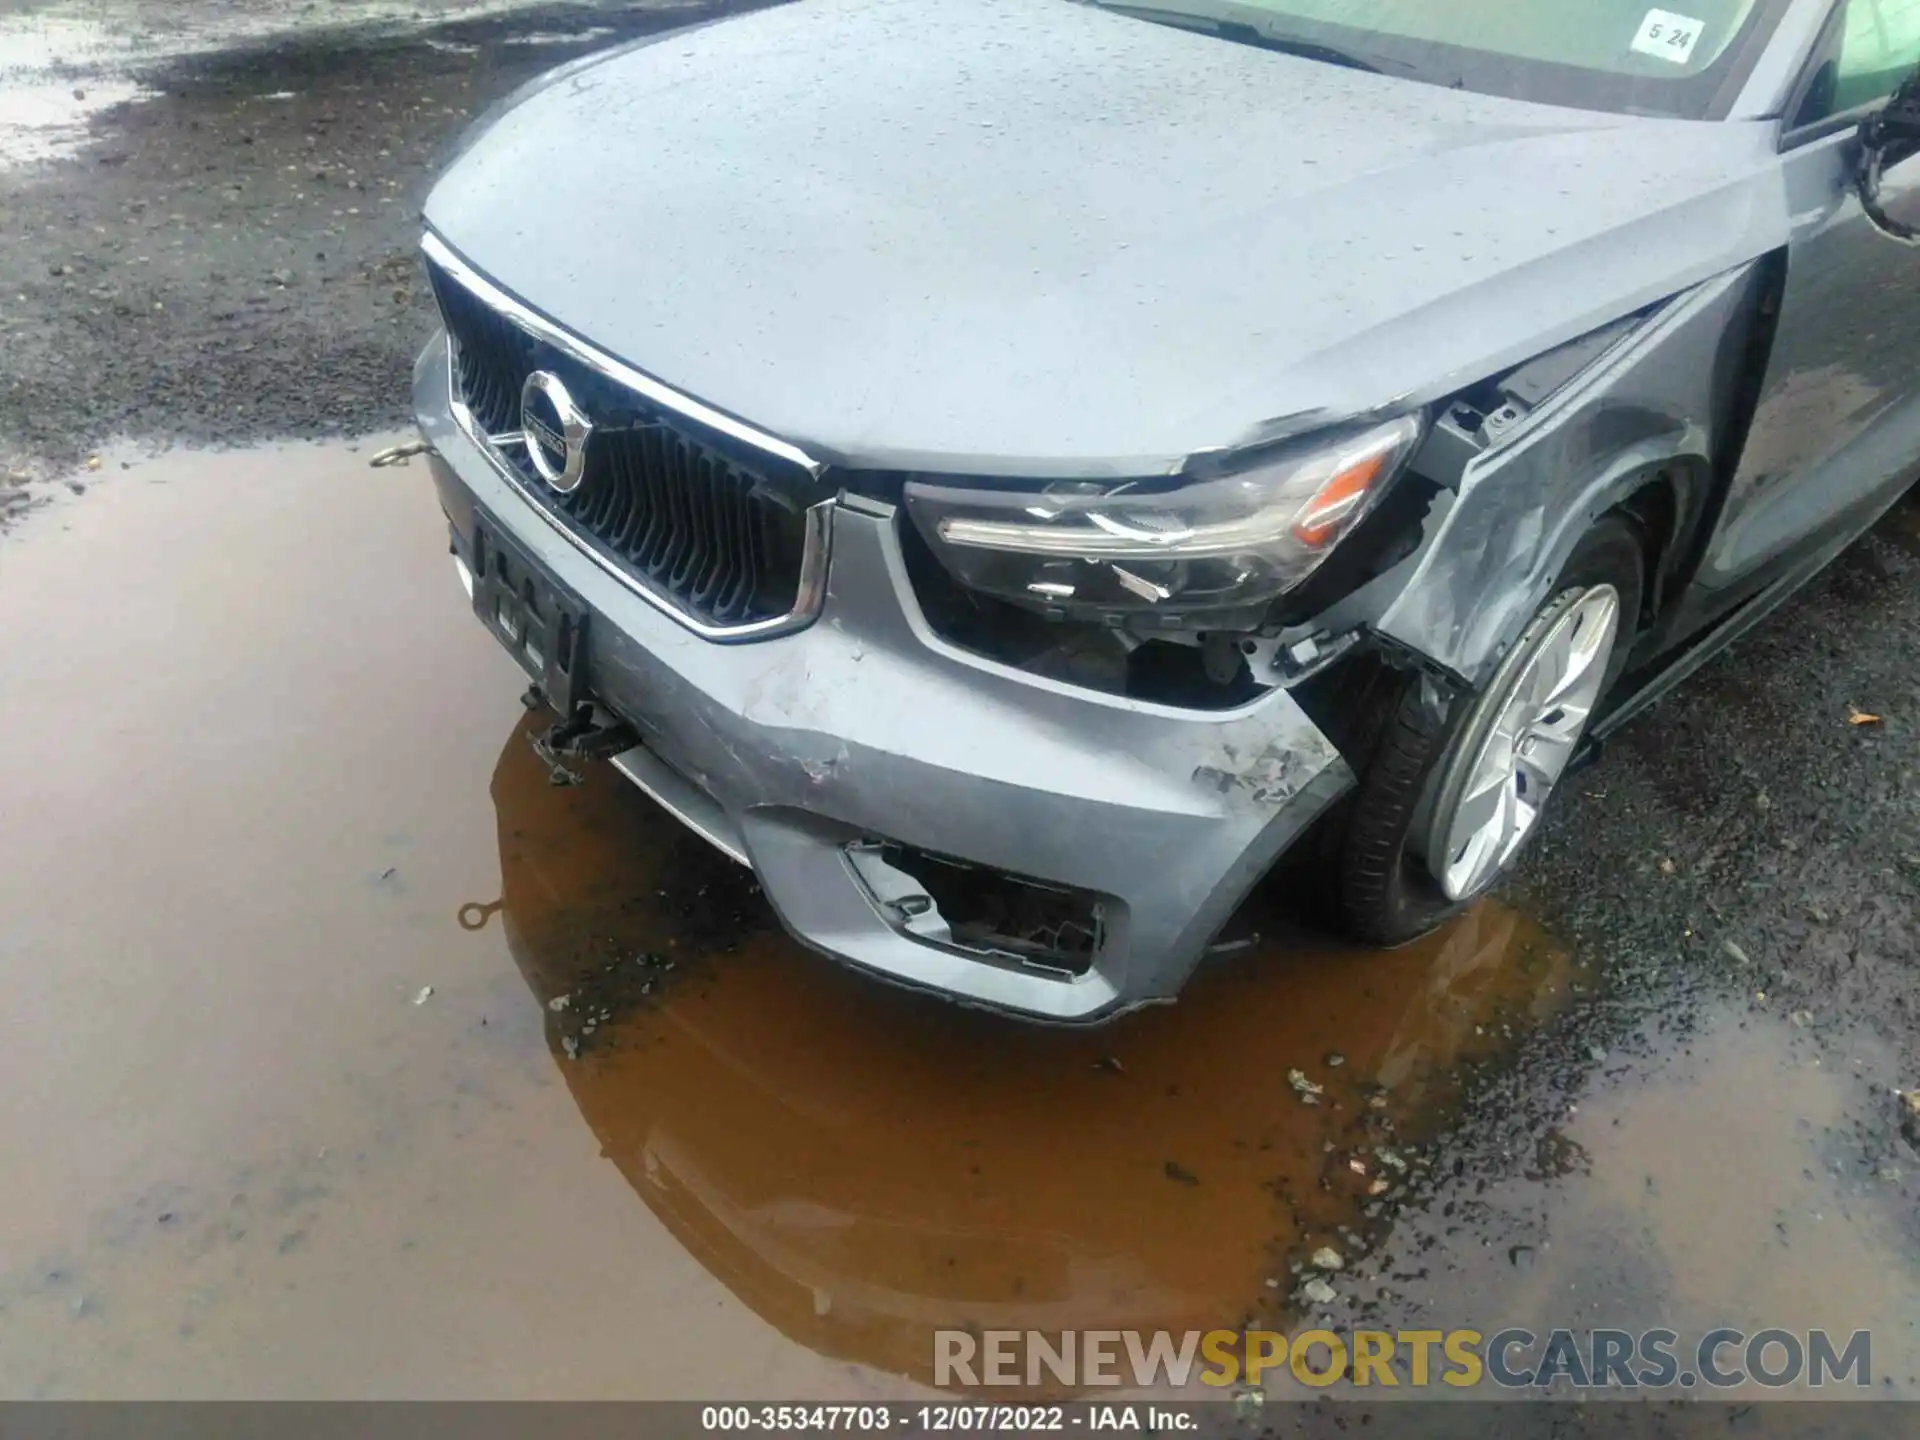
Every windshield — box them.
[1086,0,1797,118]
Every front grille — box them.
[426,255,815,632]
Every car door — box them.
[1684,0,1920,613]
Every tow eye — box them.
[845,842,954,943]
[368,438,431,468]
[526,692,637,786]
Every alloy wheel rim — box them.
[1430,585,1621,902]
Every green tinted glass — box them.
[1248,0,1761,76]
[1835,0,1920,111]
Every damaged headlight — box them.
[903,415,1422,624]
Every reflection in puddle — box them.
[484,714,1577,1390]
[0,435,1570,1400]
[5,435,1903,1402]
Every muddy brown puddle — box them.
[0,438,1914,1399]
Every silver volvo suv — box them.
[413,0,1920,1020]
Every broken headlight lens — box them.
[902,415,1422,622]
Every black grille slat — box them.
[659,438,694,587]
[678,449,706,595]
[715,475,743,611]
[715,479,748,621]
[738,489,765,621]
[691,457,725,609]
[758,503,795,616]
[630,429,669,565]
[609,434,647,556]
[427,257,810,630]
[729,485,761,620]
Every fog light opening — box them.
[846,841,1104,978]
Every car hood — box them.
[425,0,1789,476]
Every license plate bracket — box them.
[471,517,591,716]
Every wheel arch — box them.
[1611,459,1696,630]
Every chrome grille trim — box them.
[422,230,833,642]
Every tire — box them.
[1330,515,1645,945]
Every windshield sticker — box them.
[1631,10,1706,64]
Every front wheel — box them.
[1329,515,1644,945]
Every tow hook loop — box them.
[529,709,638,787]
[368,439,430,468]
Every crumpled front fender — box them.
[1370,262,1764,690]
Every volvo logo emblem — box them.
[520,370,593,493]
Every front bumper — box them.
[415,334,1353,1021]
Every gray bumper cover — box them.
[415,337,1352,1021]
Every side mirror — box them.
[1857,66,1920,243]
[1861,66,1920,151]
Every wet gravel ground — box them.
[4,0,1920,1411]
[0,0,764,478]
[1520,521,1920,1134]
[1379,521,1920,1381]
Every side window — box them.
[1799,0,1920,123]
